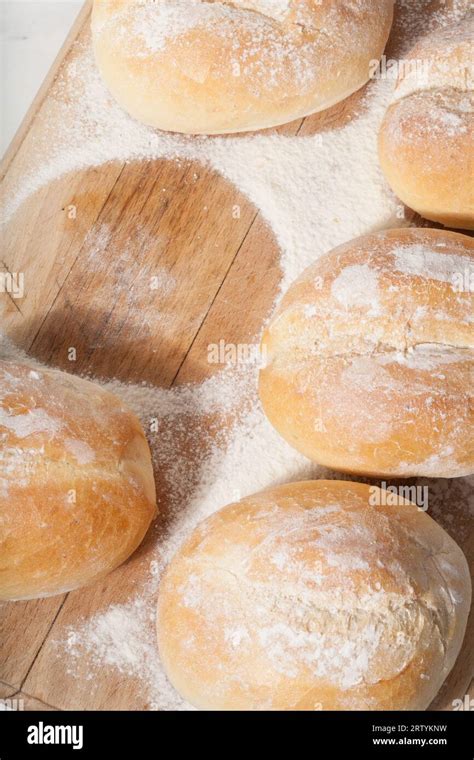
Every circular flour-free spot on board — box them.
[2,159,282,386]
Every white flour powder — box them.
[0,0,472,710]
[1,27,402,295]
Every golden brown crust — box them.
[92,0,394,133]
[379,20,474,229]
[157,480,471,710]
[0,361,157,601]
[259,228,474,478]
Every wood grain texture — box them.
[0,687,57,711]
[12,693,58,711]
[0,680,57,712]
[0,681,17,699]
[1,0,472,711]
[0,597,66,689]
[26,161,261,384]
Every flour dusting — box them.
[0,0,472,711]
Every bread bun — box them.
[157,480,471,710]
[379,21,474,229]
[92,0,394,134]
[0,361,157,601]
[259,228,474,478]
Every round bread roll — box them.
[157,480,471,710]
[92,0,394,134]
[259,228,474,478]
[0,361,157,601]
[379,20,474,229]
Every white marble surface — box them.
[1,0,82,156]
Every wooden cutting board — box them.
[0,0,472,711]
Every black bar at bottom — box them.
[0,710,472,757]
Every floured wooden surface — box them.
[0,0,472,710]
